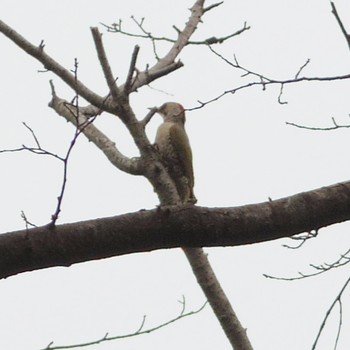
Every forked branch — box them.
[0,20,110,112]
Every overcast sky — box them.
[1,1,350,349]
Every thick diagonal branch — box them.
[0,20,113,112]
[184,248,253,349]
[126,0,205,92]
[49,95,142,175]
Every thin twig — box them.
[0,123,64,161]
[277,84,288,105]
[41,300,207,350]
[23,122,41,148]
[205,46,350,107]
[101,20,250,47]
[130,16,160,59]
[286,117,350,131]
[295,58,310,79]
[21,211,37,229]
[311,276,350,350]
[334,299,343,350]
[264,248,350,281]
[50,62,82,226]
[282,230,318,249]
[189,72,350,111]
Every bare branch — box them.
[3,180,350,279]
[49,64,99,226]
[90,27,121,102]
[184,247,254,349]
[286,117,350,131]
[203,1,224,13]
[190,72,350,111]
[103,18,250,47]
[0,122,64,161]
[41,300,207,350]
[124,0,206,91]
[48,94,142,176]
[49,130,77,226]
[21,211,37,229]
[282,230,318,249]
[311,276,350,350]
[277,84,287,105]
[331,1,350,51]
[201,46,350,108]
[0,20,111,112]
[203,24,250,45]
[335,298,343,350]
[0,113,84,226]
[264,248,350,281]
[142,60,184,85]
[141,107,158,127]
[23,122,41,148]
[124,45,140,94]
[295,58,310,79]
[129,16,160,59]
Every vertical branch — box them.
[49,63,94,226]
[124,45,140,94]
[311,276,350,350]
[91,26,121,101]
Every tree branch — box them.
[2,180,350,279]
[124,45,140,94]
[42,298,207,350]
[103,19,249,46]
[197,46,350,109]
[286,117,350,131]
[125,0,206,92]
[203,1,224,13]
[48,94,143,175]
[331,1,350,51]
[183,247,253,349]
[311,276,350,350]
[190,72,350,110]
[0,20,112,112]
[91,27,121,102]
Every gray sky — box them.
[1,1,350,349]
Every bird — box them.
[155,102,197,204]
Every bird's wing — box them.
[169,123,194,187]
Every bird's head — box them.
[157,102,186,124]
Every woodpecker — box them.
[155,102,197,204]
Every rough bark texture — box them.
[1,180,350,279]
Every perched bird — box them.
[155,102,197,204]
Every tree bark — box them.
[1,180,350,279]
[184,248,253,349]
